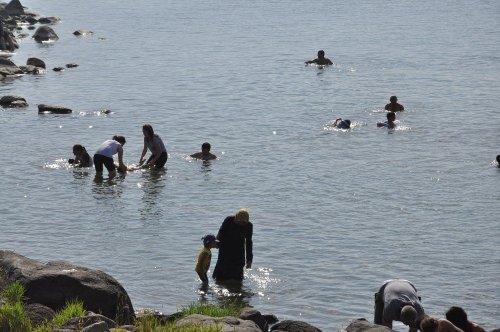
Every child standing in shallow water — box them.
[195,234,218,284]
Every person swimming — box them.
[377,112,397,129]
[385,96,405,112]
[333,118,351,129]
[305,50,333,66]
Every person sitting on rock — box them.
[190,142,217,161]
[420,316,464,332]
[305,50,333,66]
[385,96,405,112]
[445,306,485,332]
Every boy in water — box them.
[377,112,397,129]
[305,50,333,66]
[195,234,218,284]
[191,142,217,161]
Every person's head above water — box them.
[112,135,126,145]
[496,155,500,166]
[72,144,86,155]
[317,50,325,58]
[202,142,211,153]
[400,305,418,326]
[390,96,398,103]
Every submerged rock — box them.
[345,319,392,332]
[0,57,22,76]
[27,57,46,69]
[33,25,59,42]
[0,95,27,107]
[73,29,93,36]
[38,104,72,114]
[38,16,61,24]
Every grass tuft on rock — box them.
[180,302,243,318]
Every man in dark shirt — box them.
[385,96,405,112]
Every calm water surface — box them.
[0,0,499,330]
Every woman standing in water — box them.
[138,124,168,169]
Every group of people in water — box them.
[68,123,217,178]
[306,50,406,131]
[374,279,486,332]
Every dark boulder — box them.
[53,67,64,72]
[20,64,45,74]
[38,104,72,114]
[0,57,22,76]
[240,307,268,332]
[38,16,60,24]
[5,0,24,16]
[0,250,135,324]
[271,320,322,332]
[27,57,45,69]
[0,95,27,107]
[66,63,78,68]
[25,303,55,326]
[73,29,93,36]
[345,319,393,332]
[33,26,58,42]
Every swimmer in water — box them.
[377,112,397,129]
[333,118,351,129]
[385,96,405,112]
[69,144,92,167]
[496,155,500,167]
[190,142,217,161]
[305,50,333,66]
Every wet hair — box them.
[390,95,398,103]
[445,306,468,331]
[415,315,430,331]
[112,135,126,145]
[318,50,325,57]
[420,317,439,332]
[202,234,216,248]
[142,124,154,138]
[387,112,396,121]
[202,142,211,152]
[72,144,86,153]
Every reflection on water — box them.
[138,168,167,220]
[92,173,126,199]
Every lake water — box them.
[1,0,499,330]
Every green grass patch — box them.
[135,315,223,332]
[180,302,243,318]
[51,299,85,327]
[0,302,32,332]
[1,281,25,305]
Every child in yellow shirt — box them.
[195,234,218,284]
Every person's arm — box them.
[117,145,126,169]
[439,319,464,332]
[305,59,317,65]
[326,58,333,65]
[138,139,148,165]
[245,223,253,268]
[143,142,161,168]
[377,122,386,128]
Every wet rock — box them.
[38,16,61,24]
[271,320,322,332]
[0,250,135,324]
[38,104,72,114]
[263,314,279,325]
[33,25,59,42]
[4,0,25,16]
[20,64,45,74]
[53,66,64,71]
[0,58,23,77]
[0,95,27,107]
[66,63,78,68]
[27,25,35,30]
[27,57,45,69]
[73,29,93,36]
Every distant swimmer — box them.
[68,144,92,167]
[333,118,351,129]
[191,142,217,161]
[94,135,127,178]
[138,124,168,169]
[377,112,397,129]
[305,50,333,66]
[385,96,405,112]
[496,155,500,167]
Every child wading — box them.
[195,234,218,284]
